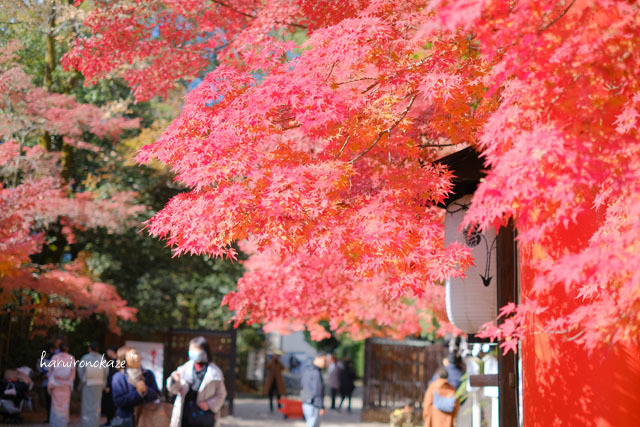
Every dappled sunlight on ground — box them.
[220,395,386,427]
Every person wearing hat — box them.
[263,352,286,412]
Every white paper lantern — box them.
[445,194,497,333]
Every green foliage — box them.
[236,325,267,354]
[418,312,441,342]
[336,337,365,378]
[81,226,245,334]
[304,322,365,377]
[1,15,244,343]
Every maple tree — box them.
[225,241,457,341]
[0,41,141,331]
[66,0,640,350]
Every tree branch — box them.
[349,92,419,164]
[335,135,350,160]
[336,76,377,86]
[324,61,337,84]
[211,0,254,18]
[361,81,380,94]
[419,143,455,148]
[210,1,307,29]
[276,21,307,30]
[539,0,576,32]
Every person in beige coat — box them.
[167,337,227,427]
[423,367,459,427]
[263,354,286,412]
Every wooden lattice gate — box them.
[362,338,447,422]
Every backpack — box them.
[433,389,456,414]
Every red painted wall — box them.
[520,209,640,426]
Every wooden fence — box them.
[362,338,448,422]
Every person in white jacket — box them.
[77,342,107,427]
[166,336,227,427]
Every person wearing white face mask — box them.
[167,336,227,427]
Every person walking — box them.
[430,353,465,391]
[422,367,458,427]
[326,354,341,410]
[36,343,55,423]
[111,346,160,427]
[78,342,108,427]
[337,357,356,412]
[166,336,227,427]
[263,353,286,412]
[300,353,326,427]
[47,342,76,427]
[289,354,300,373]
[101,346,118,427]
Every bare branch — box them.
[361,81,380,94]
[210,1,306,29]
[324,61,337,84]
[539,0,576,32]
[276,20,307,30]
[336,77,377,86]
[334,135,350,160]
[349,92,419,164]
[211,0,254,19]
[419,143,455,148]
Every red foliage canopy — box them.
[66,0,640,349]
[1,42,141,331]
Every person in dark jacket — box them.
[430,353,465,391]
[111,347,159,426]
[326,354,341,410]
[337,357,356,412]
[300,353,326,427]
[101,346,118,427]
[36,343,55,423]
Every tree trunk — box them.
[40,3,69,263]
[43,8,56,92]
[41,3,75,181]
[61,141,74,182]
[40,8,56,151]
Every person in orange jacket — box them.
[423,367,459,427]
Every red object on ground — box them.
[278,398,305,420]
